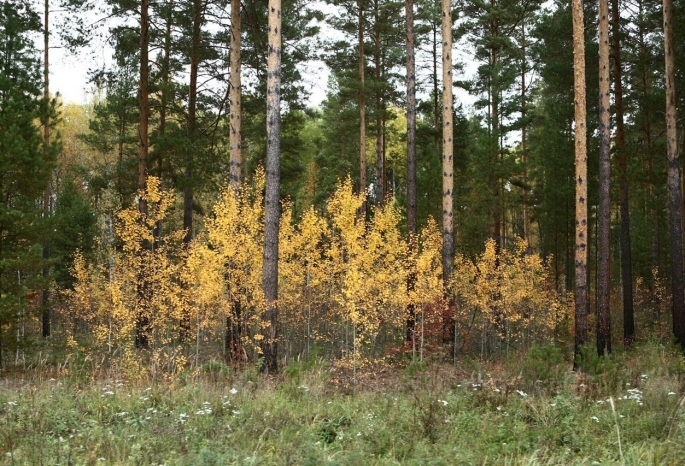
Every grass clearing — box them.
[0,342,684,465]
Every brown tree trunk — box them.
[358,0,367,213]
[612,0,634,348]
[42,0,50,339]
[663,0,685,349]
[521,23,530,245]
[406,0,417,343]
[441,0,454,349]
[229,0,242,188]
[433,21,439,150]
[597,0,612,356]
[374,3,384,206]
[227,0,243,360]
[572,0,588,364]
[185,0,201,247]
[262,0,281,373]
[135,0,151,349]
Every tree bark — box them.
[136,0,151,349]
[612,0,634,348]
[229,0,242,188]
[663,0,685,349]
[262,0,281,372]
[374,2,384,206]
[406,0,417,342]
[227,0,243,360]
[572,0,588,364]
[597,0,612,356]
[358,0,367,213]
[42,0,50,339]
[441,0,454,347]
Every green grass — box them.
[0,342,684,465]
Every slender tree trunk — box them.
[521,23,530,245]
[42,0,50,339]
[612,0,634,348]
[358,0,367,213]
[180,0,202,342]
[663,0,685,349]
[572,0,588,364]
[433,22,439,150]
[229,0,242,188]
[227,0,243,360]
[406,0,417,343]
[374,4,384,206]
[262,0,281,372]
[135,0,151,349]
[597,0,612,356]
[185,0,201,247]
[441,0,454,348]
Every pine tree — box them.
[0,0,58,362]
[262,0,282,373]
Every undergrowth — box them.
[0,341,683,465]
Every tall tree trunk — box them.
[572,0,588,364]
[180,0,202,342]
[185,0,201,246]
[441,0,454,349]
[406,0,417,342]
[433,21,439,150]
[358,0,367,213]
[227,0,243,360]
[663,0,685,349]
[135,0,151,349]
[262,0,281,373]
[229,0,242,188]
[597,0,612,356]
[612,0,633,348]
[42,0,50,339]
[521,22,530,244]
[374,3,384,206]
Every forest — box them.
[0,0,685,462]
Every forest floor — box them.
[1,342,684,465]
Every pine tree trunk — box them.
[663,0,685,349]
[358,0,367,213]
[227,0,243,360]
[572,0,588,364]
[406,0,417,343]
[612,0,634,348]
[597,0,612,356]
[185,0,201,247]
[136,0,151,349]
[42,0,50,339]
[262,0,281,373]
[441,0,454,347]
[229,0,242,188]
[521,22,530,245]
[374,3,384,206]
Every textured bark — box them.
[135,0,151,349]
[572,0,588,363]
[42,0,50,339]
[521,23,529,244]
[406,0,417,342]
[227,0,243,358]
[358,0,367,211]
[184,0,201,247]
[663,0,685,349]
[612,0,634,348]
[441,0,454,343]
[262,0,281,372]
[229,0,242,188]
[374,4,384,206]
[597,0,612,356]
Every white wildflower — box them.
[591,416,599,422]
[230,388,238,395]
[516,390,528,398]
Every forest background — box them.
[1,0,685,376]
